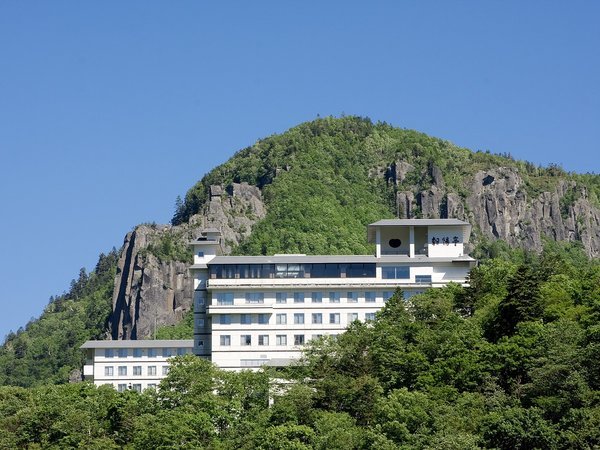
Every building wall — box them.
[84,345,192,392]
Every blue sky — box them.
[0,1,599,339]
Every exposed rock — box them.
[445,193,465,220]
[109,182,265,339]
[396,191,414,218]
[430,163,444,187]
[418,185,445,219]
[396,161,415,184]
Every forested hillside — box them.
[0,251,118,387]
[3,242,600,448]
[3,116,600,390]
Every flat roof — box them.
[369,219,470,227]
[206,255,475,265]
[80,339,193,349]
[209,255,376,264]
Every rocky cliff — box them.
[108,182,265,339]
[389,163,600,257]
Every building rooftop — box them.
[80,340,194,349]
[367,218,472,243]
[206,254,474,265]
[369,218,470,227]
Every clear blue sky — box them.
[1,1,599,339]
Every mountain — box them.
[110,116,600,339]
[2,116,600,386]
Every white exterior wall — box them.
[188,220,475,371]
[83,345,192,391]
[427,226,465,257]
[208,288,393,369]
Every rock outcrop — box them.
[108,182,265,339]
[389,163,600,257]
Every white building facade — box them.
[81,340,193,390]
[191,219,475,370]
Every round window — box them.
[389,239,401,248]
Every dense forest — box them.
[2,241,600,448]
[2,116,600,447]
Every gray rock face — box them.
[391,165,600,257]
[108,182,265,339]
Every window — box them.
[240,314,252,325]
[197,340,204,348]
[276,313,287,325]
[237,264,271,279]
[245,292,264,304]
[294,335,305,346]
[276,292,287,304]
[118,348,127,358]
[293,292,305,303]
[329,292,340,303]
[216,292,234,305]
[220,314,231,325]
[162,348,173,357]
[309,264,341,278]
[177,348,187,356]
[311,292,323,303]
[104,366,114,376]
[258,314,269,324]
[275,264,303,278]
[258,335,269,346]
[148,366,157,376]
[294,313,305,325]
[133,366,142,376]
[329,313,340,324]
[348,312,359,323]
[415,275,432,283]
[196,318,205,327]
[312,313,322,324]
[147,383,157,390]
[347,291,358,303]
[105,349,114,358]
[220,335,231,346]
[382,266,410,279]
[117,384,127,393]
[276,335,287,346]
[132,384,142,393]
[365,312,376,321]
[240,335,252,346]
[133,348,143,358]
[312,334,323,340]
[382,291,394,302]
[197,251,204,257]
[162,366,169,376]
[345,263,376,277]
[118,366,127,376]
[365,291,376,303]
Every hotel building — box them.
[82,218,475,385]
[192,219,475,370]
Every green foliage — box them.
[155,310,194,339]
[0,250,119,388]
[3,242,600,449]
[144,232,191,264]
